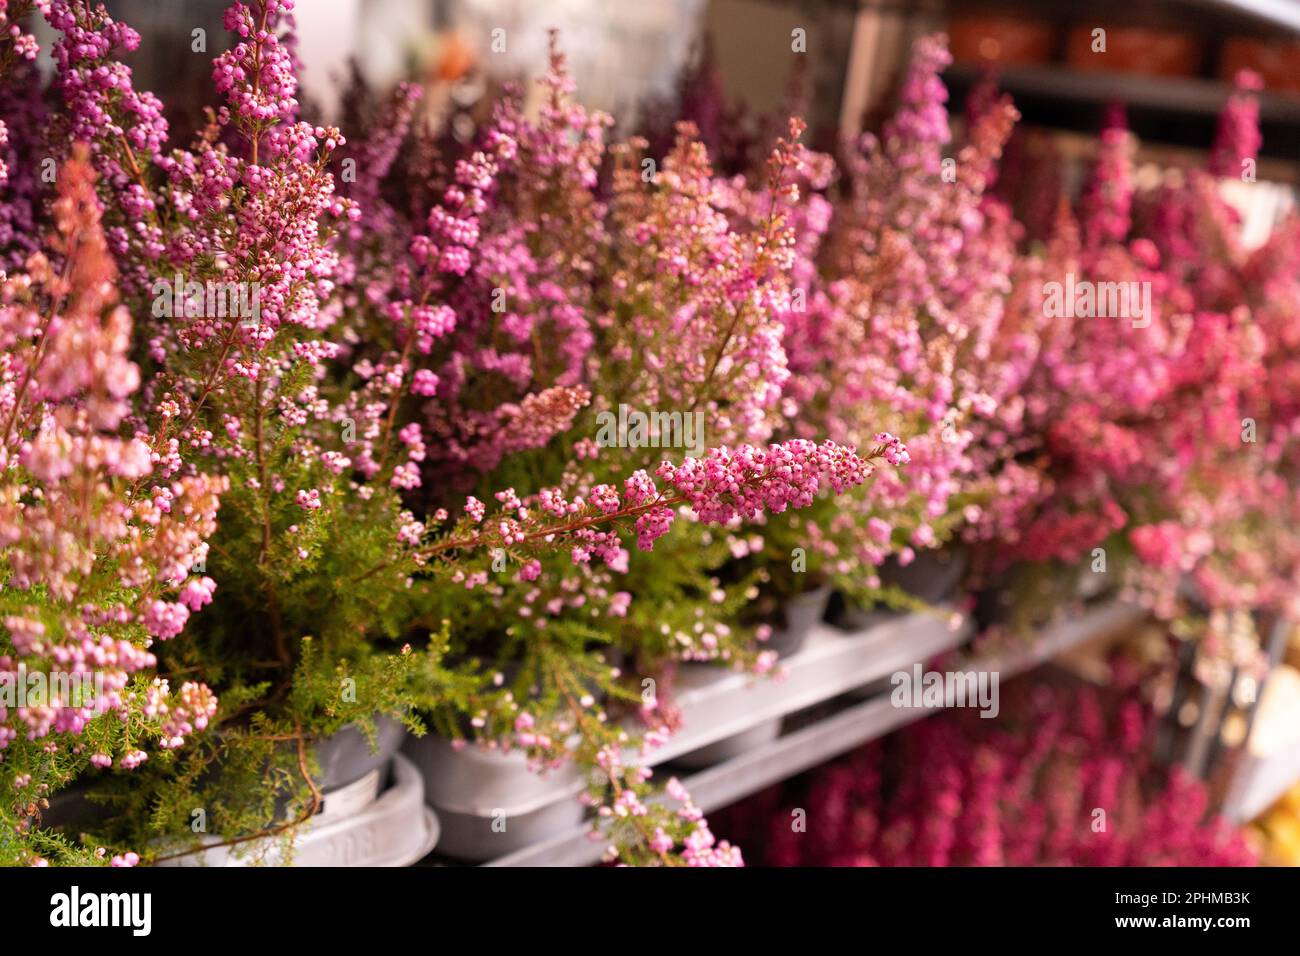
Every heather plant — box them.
[975,81,1278,654]
[324,34,933,863]
[344,50,899,862]
[854,47,1014,530]
[742,36,1021,610]
[7,0,442,859]
[715,679,1257,867]
[0,147,223,866]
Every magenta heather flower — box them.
[1208,70,1263,179]
[408,439,886,576]
[882,33,953,177]
[716,682,1257,867]
[1079,127,1133,248]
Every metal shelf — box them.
[483,598,1146,866]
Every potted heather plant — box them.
[0,145,224,866]
[3,0,452,864]
[215,28,895,861]
[972,85,1273,648]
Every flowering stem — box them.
[548,662,675,866]
[2,236,80,449]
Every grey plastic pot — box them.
[402,733,585,862]
[670,663,783,769]
[838,548,969,630]
[764,584,832,657]
[159,753,439,866]
[314,714,407,791]
[39,785,102,833]
[878,546,968,604]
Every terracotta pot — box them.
[950,15,1055,67]
[1221,38,1300,94]
[1066,24,1201,77]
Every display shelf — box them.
[1201,0,1300,33]
[946,64,1300,124]
[481,598,1146,867]
[646,609,972,766]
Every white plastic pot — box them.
[314,766,384,825]
[431,798,587,862]
[670,663,783,769]
[402,734,585,862]
[159,753,439,866]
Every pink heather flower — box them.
[143,600,190,640]
[1129,522,1186,571]
[295,488,322,510]
[397,516,425,547]
[1080,127,1133,248]
[650,827,674,854]
[656,440,872,527]
[320,451,352,474]
[411,369,439,396]
[178,576,217,611]
[623,470,657,508]
[110,852,140,867]
[118,750,149,770]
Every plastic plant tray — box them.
[160,753,439,867]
